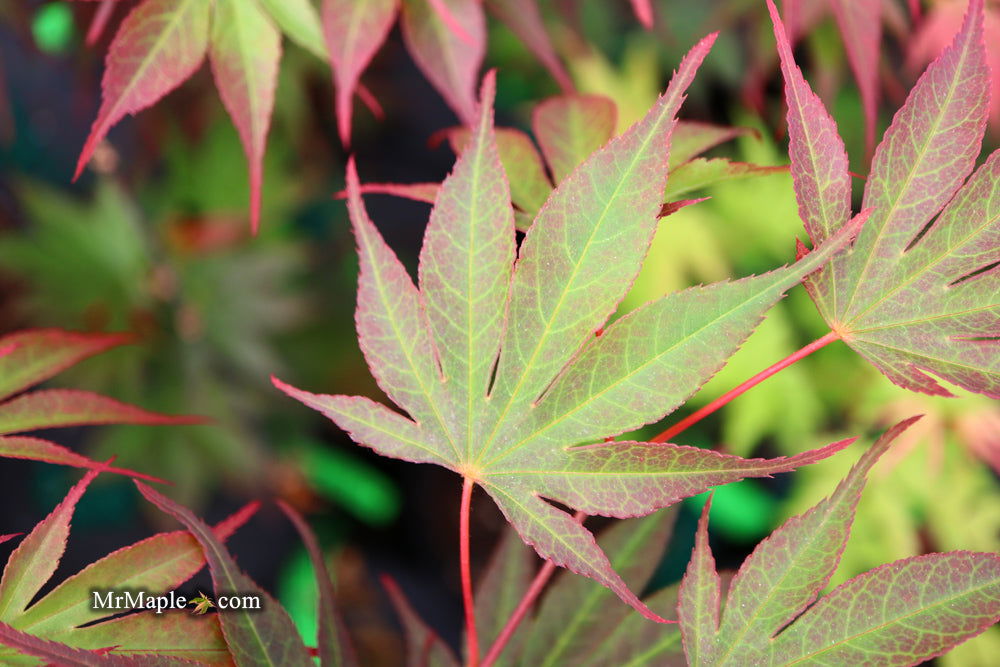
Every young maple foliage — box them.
[677,417,1000,665]
[275,34,871,620]
[0,329,199,481]
[0,469,258,664]
[351,94,783,234]
[74,0,574,233]
[772,0,1000,399]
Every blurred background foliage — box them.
[0,1,996,664]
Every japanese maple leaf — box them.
[0,469,257,664]
[770,0,1000,398]
[678,418,1000,666]
[275,36,867,619]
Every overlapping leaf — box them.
[208,0,281,234]
[138,483,312,666]
[381,576,459,667]
[678,417,1000,665]
[75,0,484,230]
[484,0,572,92]
[0,469,256,664]
[278,501,357,667]
[471,528,533,665]
[469,513,686,666]
[0,329,197,481]
[771,0,1000,399]
[276,39,870,620]
[401,0,485,126]
[345,98,782,232]
[323,0,398,146]
[519,510,677,666]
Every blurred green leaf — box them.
[295,437,400,525]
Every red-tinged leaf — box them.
[471,528,533,664]
[136,483,312,666]
[280,35,871,623]
[829,0,882,152]
[445,124,553,227]
[75,0,211,180]
[712,418,920,663]
[278,501,356,667]
[504,210,867,464]
[531,94,616,183]
[663,158,787,200]
[340,159,458,460]
[526,437,856,519]
[0,535,19,547]
[678,418,1000,665]
[334,182,440,204]
[420,71,515,458]
[522,510,676,665]
[659,197,709,218]
[258,0,327,59]
[286,36,867,628]
[209,0,281,234]
[69,612,231,665]
[0,469,100,621]
[401,0,485,125]
[767,0,853,327]
[629,0,654,29]
[485,0,573,92]
[0,435,167,483]
[784,0,999,398]
[578,583,685,667]
[323,0,398,146]
[769,551,1000,664]
[0,389,205,434]
[668,121,757,169]
[678,496,720,667]
[0,329,130,402]
[14,502,258,637]
[908,0,1000,130]
[272,381,449,467]
[0,620,192,666]
[380,576,459,667]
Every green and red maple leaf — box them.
[776,0,1000,398]
[0,469,258,664]
[274,34,873,620]
[678,417,1000,666]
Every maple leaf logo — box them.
[189,592,215,616]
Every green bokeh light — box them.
[296,439,400,525]
[33,2,75,54]
[689,480,777,542]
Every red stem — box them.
[86,0,115,46]
[651,331,840,444]
[481,511,586,667]
[460,477,479,667]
